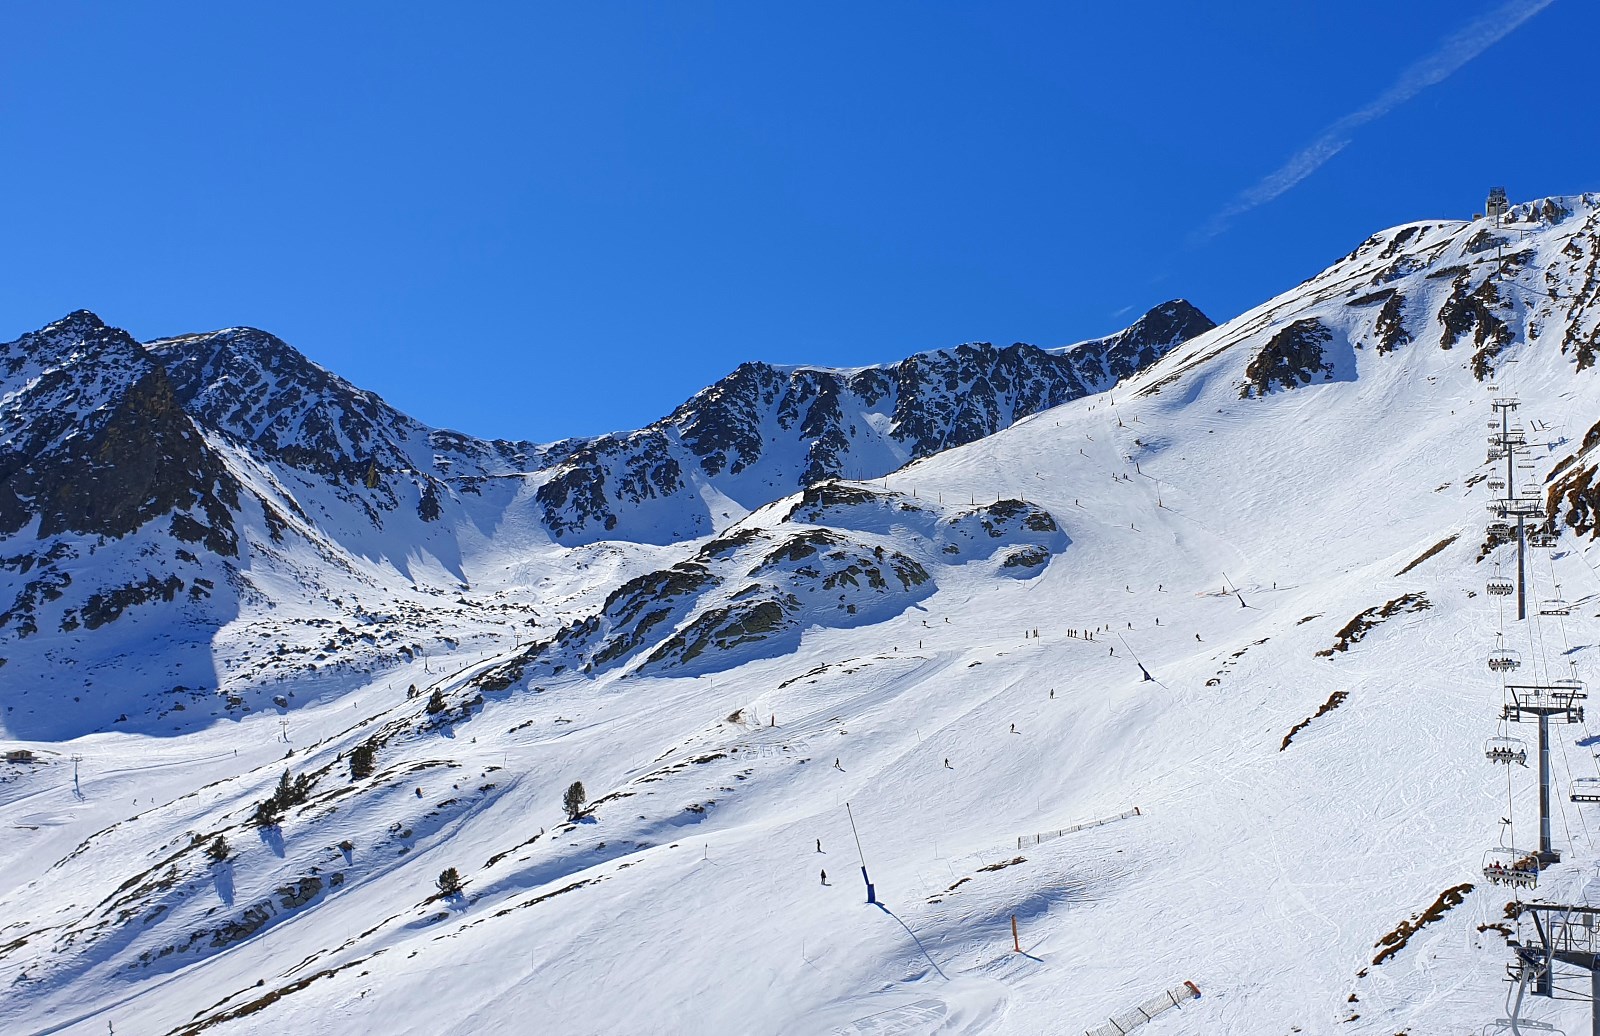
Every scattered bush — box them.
[206,835,230,864]
[426,690,446,714]
[436,867,463,896]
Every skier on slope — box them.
[821,869,828,885]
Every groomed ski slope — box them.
[7,199,1600,1034]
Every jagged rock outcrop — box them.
[1239,319,1337,398]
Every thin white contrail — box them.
[1195,0,1556,242]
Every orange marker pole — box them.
[1011,915,1020,953]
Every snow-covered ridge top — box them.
[1123,192,1600,401]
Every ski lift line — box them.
[1505,747,1521,888]
[1552,719,1585,848]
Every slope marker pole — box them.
[845,801,876,904]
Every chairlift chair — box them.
[1488,477,1506,492]
[1540,600,1571,616]
[1572,777,1600,803]
[1529,528,1559,548]
[1487,521,1513,539]
[1485,736,1528,765]
[1487,645,1522,673]
[1487,575,1516,596]
[1482,847,1539,888]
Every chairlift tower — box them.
[1504,682,1587,867]
[1508,902,1600,1029]
[1488,397,1542,621]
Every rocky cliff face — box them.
[0,312,239,548]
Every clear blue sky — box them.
[2,2,1586,443]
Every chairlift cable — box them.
[1556,726,1591,845]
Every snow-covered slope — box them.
[8,195,1600,1034]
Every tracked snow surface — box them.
[5,195,1600,1033]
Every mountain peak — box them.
[48,309,107,333]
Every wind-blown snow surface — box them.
[8,196,1600,1033]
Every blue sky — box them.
[2,2,1586,442]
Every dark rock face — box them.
[1374,293,1411,355]
[1437,276,1513,380]
[0,313,239,551]
[1239,320,1336,398]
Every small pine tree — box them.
[254,799,281,828]
[206,834,229,864]
[562,780,587,821]
[436,867,463,896]
[349,741,377,780]
[254,768,314,826]
[426,690,446,714]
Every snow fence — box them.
[1017,807,1141,850]
[1084,981,1201,1036]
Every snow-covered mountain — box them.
[8,194,1600,1035]
[0,301,1206,739]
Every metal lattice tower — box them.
[1487,397,1542,621]
[1503,683,1586,867]
[1508,902,1600,1031]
